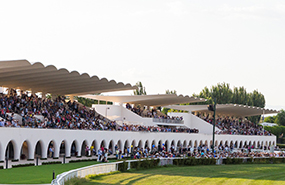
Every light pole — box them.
[208,98,217,152]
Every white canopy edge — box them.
[79,94,207,107]
[164,104,279,117]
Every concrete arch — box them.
[215,140,218,147]
[165,140,169,151]
[225,141,229,147]
[144,140,149,149]
[183,140,187,148]
[137,140,143,149]
[253,141,256,148]
[124,140,130,153]
[47,140,58,158]
[100,140,107,149]
[194,140,198,147]
[199,140,203,146]
[131,140,136,148]
[91,140,99,155]
[116,140,122,151]
[59,140,69,157]
[70,140,80,157]
[249,141,252,147]
[81,140,89,156]
[204,140,208,147]
[151,140,156,149]
[108,140,114,154]
[158,140,163,151]
[219,140,223,146]
[269,141,272,146]
[244,141,248,147]
[189,140,192,147]
[234,141,238,148]
[34,140,45,158]
[230,141,233,147]
[5,140,18,160]
[239,141,243,148]
[20,140,32,160]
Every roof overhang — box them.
[164,104,279,117]
[79,94,207,106]
[0,60,136,95]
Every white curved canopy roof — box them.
[0,60,136,95]
[79,94,207,106]
[165,104,279,117]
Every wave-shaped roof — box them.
[79,94,207,106]
[165,104,279,117]
[0,60,136,95]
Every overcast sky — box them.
[0,0,284,110]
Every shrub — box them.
[12,163,34,168]
[42,161,62,165]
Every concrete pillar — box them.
[65,141,71,158]
[0,144,5,161]
[28,144,34,160]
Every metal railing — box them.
[153,118,184,124]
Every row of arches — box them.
[3,138,275,160]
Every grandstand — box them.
[0,60,278,165]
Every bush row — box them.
[12,163,34,168]
[42,161,62,165]
[118,159,160,172]
[173,157,216,166]
[223,157,285,164]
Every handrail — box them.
[153,118,184,124]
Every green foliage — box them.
[12,163,34,168]
[118,161,128,172]
[264,125,285,140]
[122,159,160,171]
[65,177,89,185]
[264,115,277,123]
[173,157,216,166]
[190,82,266,123]
[162,89,177,114]
[133,81,147,95]
[276,109,285,126]
[191,82,265,108]
[42,161,62,165]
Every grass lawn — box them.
[79,164,285,185]
[0,161,104,184]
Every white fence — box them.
[51,158,174,185]
[51,162,120,185]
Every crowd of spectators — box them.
[0,89,197,134]
[197,114,271,136]
[126,103,183,122]
[119,143,283,160]
[117,123,199,133]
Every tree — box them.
[166,89,177,94]
[276,109,285,126]
[162,89,177,114]
[264,116,277,123]
[133,81,147,95]
[191,82,266,123]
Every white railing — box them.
[51,158,173,185]
[51,162,120,185]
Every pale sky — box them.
[0,0,284,110]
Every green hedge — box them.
[222,157,285,165]
[42,161,62,165]
[173,157,216,166]
[12,163,34,168]
[118,159,160,172]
